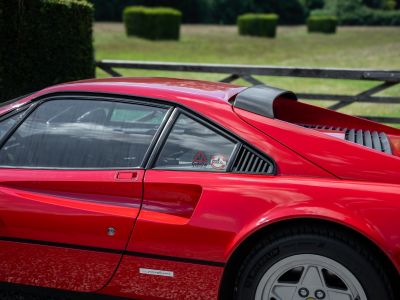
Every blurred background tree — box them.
[0,0,94,100]
[312,0,400,24]
[89,0,307,24]
[363,0,385,8]
[88,0,398,24]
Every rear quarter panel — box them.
[103,171,400,299]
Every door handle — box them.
[115,171,138,181]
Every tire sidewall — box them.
[234,233,391,300]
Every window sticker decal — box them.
[154,114,235,172]
[192,151,208,168]
[210,154,227,170]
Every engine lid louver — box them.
[300,124,346,131]
[232,145,274,174]
[345,129,392,155]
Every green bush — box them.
[0,0,94,101]
[123,6,182,40]
[132,0,213,23]
[90,0,212,23]
[340,7,400,24]
[307,16,338,33]
[314,0,400,25]
[90,0,306,24]
[384,0,397,9]
[237,14,279,38]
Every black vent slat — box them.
[240,151,251,172]
[256,159,264,173]
[299,124,344,131]
[345,129,392,154]
[236,148,247,172]
[371,131,382,152]
[246,153,255,172]
[379,132,392,154]
[348,129,355,142]
[364,131,373,149]
[356,129,364,145]
[261,163,268,173]
[252,157,260,171]
[300,124,393,155]
[232,146,273,174]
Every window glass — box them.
[155,114,236,172]
[0,110,26,140]
[0,100,168,168]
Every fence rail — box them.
[96,60,400,124]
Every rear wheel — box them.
[233,226,395,300]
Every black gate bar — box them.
[96,60,400,124]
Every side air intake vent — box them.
[345,129,392,154]
[232,145,274,174]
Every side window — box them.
[0,99,168,168]
[154,114,236,172]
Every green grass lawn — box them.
[94,23,400,126]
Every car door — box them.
[104,109,275,299]
[0,96,170,292]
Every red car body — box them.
[0,77,400,299]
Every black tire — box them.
[233,224,396,300]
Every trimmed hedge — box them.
[132,0,212,23]
[90,0,212,23]
[307,16,338,33]
[123,6,182,40]
[0,0,94,102]
[237,14,279,38]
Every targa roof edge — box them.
[0,77,247,115]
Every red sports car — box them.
[0,77,399,300]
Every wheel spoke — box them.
[255,254,367,300]
[300,265,324,287]
[271,284,297,300]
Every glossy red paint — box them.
[1,78,400,299]
[142,182,203,219]
[274,97,399,134]
[234,107,400,184]
[130,171,400,265]
[0,240,118,291]
[0,169,144,291]
[101,256,223,299]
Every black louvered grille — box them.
[232,146,274,174]
[299,124,346,131]
[345,129,392,154]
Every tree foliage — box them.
[0,0,94,101]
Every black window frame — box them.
[0,105,32,146]
[0,92,35,109]
[146,108,276,175]
[0,92,277,175]
[147,108,241,173]
[0,94,173,170]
